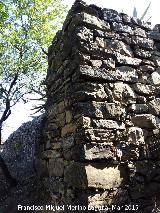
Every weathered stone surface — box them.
[65,110,73,123]
[149,70,160,85]
[80,65,138,83]
[83,143,114,160]
[102,58,115,69]
[112,22,133,34]
[1,115,44,182]
[64,162,123,189]
[148,98,160,117]
[134,27,146,37]
[105,40,133,57]
[132,83,155,95]
[139,65,155,73]
[61,123,76,137]
[134,48,151,58]
[48,158,64,177]
[131,114,160,129]
[74,101,124,120]
[92,119,125,130]
[126,127,145,145]
[116,53,142,66]
[102,9,122,23]
[34,159,48,177]
[151,55,160,67]
[85,164,123,189]
[127,104,149,114]
[115,66,138,82]
[132,36,154,50]
[85,128,124,142]
[71,12,110,31]
[79,65,116,81]
[112,82,136,104]
[42,150,61,159]
[31,1,160,211]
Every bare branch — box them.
[41,47,48,56]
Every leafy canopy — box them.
[0,0,67,141]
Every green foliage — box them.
[0,1,8,26]
[0,0,67,138]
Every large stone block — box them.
[71,12,110,31]
[116,53,142,66]
[85,128,124,142]
[48,158,64,177]
[70,143,115,161]
[132,83,155,96]
[115,66,138,82]
[132,36,154,50]
[105,40,133,57]
[74,101,125,120]
[131,114,160,129]
[64,162,123,189]
[92,119,125,130]
[127,104,149,114]
[72,82,108,101]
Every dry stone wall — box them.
[39,0,160,212]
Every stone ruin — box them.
[39,0,160,212]
[1,0,160,212]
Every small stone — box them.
[149,70,160,85]
[134,48,151,59]
[127,127,145,145]
[151,55,160,67]
[134,27,146,37]
[90,60,102,68]
[102,58,115,69]
[148,98,160,117]
[112,82,136,105]
[56,112,66,127]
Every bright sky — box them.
[2,0,160,141]
[64,0,159,25]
